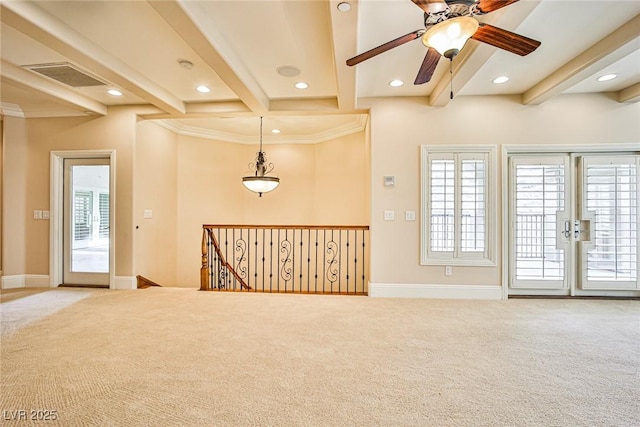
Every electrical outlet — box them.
[445,266,452,276]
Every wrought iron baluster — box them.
[254,228,259,292]
[362,229,366,294]
[270,229,274,292]
[298,229,304,293]
[322,229,326,293]
[261,228,266,292]
[307,229,311,293]
[353,230,358,295]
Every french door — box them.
[62,158,110,286]
[508,153,639,296]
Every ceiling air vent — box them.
[23,62,106,87]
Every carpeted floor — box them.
[1,287,638,426]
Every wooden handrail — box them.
[203,224,369,231]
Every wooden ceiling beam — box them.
[1,1,185,115]
[523,14,640,105]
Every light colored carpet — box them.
[1,287,638,426]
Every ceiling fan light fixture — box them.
[422,17,479,58]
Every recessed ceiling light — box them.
[597,73,617,82]
[271,129,281,134]
[337,2,351,12]
[492,76,509,84]
[389,79,404,87]
[295,82,309,89]
[107,89,122,96]
[277,66,300,77]
[196,85,211,93]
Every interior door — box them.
[509,153,639,296]
[63,158,110,286]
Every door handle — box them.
[563,220,571,238]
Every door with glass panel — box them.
[509,154,639,296]
[63,158,110,286]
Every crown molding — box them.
[153,115,367,144]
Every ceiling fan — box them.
[346,0,541,85]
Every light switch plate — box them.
[143,209,153,219]
[42,210,50,220]
[405,210,416,221]
[384,210,395,221]
[383,176,395,187]
[33,210,42,220]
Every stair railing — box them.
[201,225,369,295]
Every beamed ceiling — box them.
[1,0,639,142]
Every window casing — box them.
[421,145,497,266]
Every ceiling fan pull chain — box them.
[449,59,454,99]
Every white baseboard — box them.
[368,283,502,300]
[26,275,51,288]
[114,276,136,290]
[1,275,53,289]
[1,275,25,289]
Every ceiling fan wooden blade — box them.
[414,48,440,85]
[476,0,520,13]
[411,0,449,14]
[471,23,541,56]
[346,30,425,66]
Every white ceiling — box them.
[1,0,638,142]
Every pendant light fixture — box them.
[242,116,280,197]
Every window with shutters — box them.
[421,145,497,266]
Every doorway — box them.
[508,152,639,297]
[50,150,115,289]
[62,158,110,286]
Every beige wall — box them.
[134,120,178,286]
[0,118,3,274]
[5,93,636,293]
[2,110,368,288]
[365,94,640,286]
[2,116,28,276]
[2,107,137,279]
[172,129,369,287]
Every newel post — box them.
[200,227,210,291]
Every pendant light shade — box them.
[422,16,479,59]
[242,116,280,197]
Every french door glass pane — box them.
[585,163,637,281]
[515,164,565,280]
